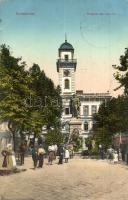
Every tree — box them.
[88,47,128,149]
[0,45,62,151]
[28,64,62,136]
[113,47,128,95]
[0,44,31,150]
[93,96,128,149]
[45,129,64,148]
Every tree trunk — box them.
[33,132,36,146]
[19,131,24,141]
[12,131,16,152]
[8,121,16,152]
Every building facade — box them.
[56,39,111,144]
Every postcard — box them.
[0,1,128,200]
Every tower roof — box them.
[59,40,74,51]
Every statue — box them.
[70,94,81,118]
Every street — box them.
[0,157,128,200]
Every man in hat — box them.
[31,145,38,169]
[58,144,64,164]
[19,142,26,165]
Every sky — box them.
[0,0,128,96]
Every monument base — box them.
[69,117,82,135]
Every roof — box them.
[59,40,74,51]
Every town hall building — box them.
[56,39,111,144]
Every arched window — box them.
[65,79,70,89]
[84,122,88,131]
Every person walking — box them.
[31,146,38,169]
[99,144,104,160]
[1,149,8,168]
[69,144,74,159]
[19,142,26,165]
[1,144,16,169]
[58,144,64,164]
[64,147,70,163]
[48,144,55,165]
[53,144,58,160]
[38,145,45,168]
[107,146,114,162]
[118,149,122,161]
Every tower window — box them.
[91,105,97,115]
[64,79,70,89]
[65,107,70,115]
[83,105,89,116]
[65,54,69,60]
[64,70,70,77]
[84,122,88,131]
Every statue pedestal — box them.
[69,118,82,135]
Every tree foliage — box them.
[92,47,128,149]
[114,48,128,94]
[45,129,64,148]
[0,44,62,150]
[93,96,128,149]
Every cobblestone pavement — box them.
[0,157,128,200]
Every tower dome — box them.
[59,40,74,51]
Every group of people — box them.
[31,145,45,169]
[1,142,126,172]
[30,144,72,169]
[107,146,122,163]
[98,144,122,163]
[1,141,74,170]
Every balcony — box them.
[56,59,77,72]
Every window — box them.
[65,79,70,89]
[65,54,69,60]
[84,122,88,131]
[65,107,69,115]
[83,105,89,116]
[91,105,97,115]
[64,70,70,77]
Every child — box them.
[113,151,118,164]
[64,147,70,163]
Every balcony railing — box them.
[56,59,77,71]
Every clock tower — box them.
[56,39,77,95]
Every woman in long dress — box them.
[1,149,8,168]
[1,144,16,169]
